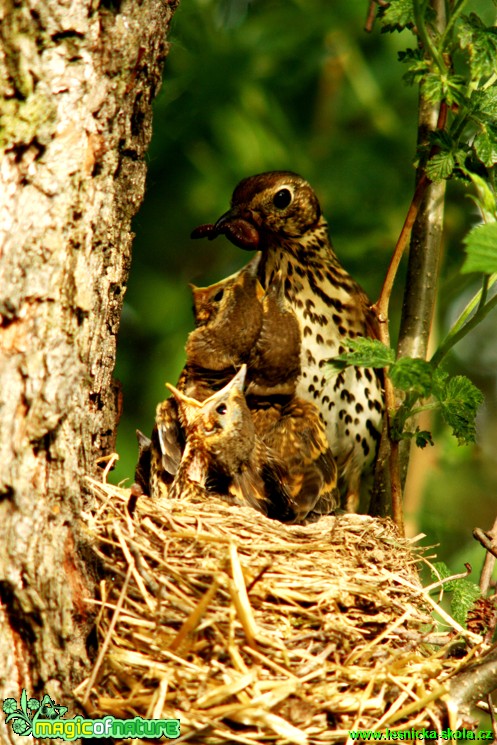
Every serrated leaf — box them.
[474,130,497,167]
[415,429,434,448]
[429,129,455,150]
[422,72,466,106]
[379,0,415,31]
[398,47,423,64]
[471,87,497,120]
[451,579,481,628]
[398,428,435,448]
[402,63,430,87]
[389,357,433,395]
[431,561,453,588]
[459,14,497,79]
[425,151,456,180]
[329,338,395,370]
[433,372,484,444]
[398,47,430,86]
[462,221,497,274]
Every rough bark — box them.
[0,0,176,737]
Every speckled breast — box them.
[260,250,383,499]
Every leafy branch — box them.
[355,0,497,527]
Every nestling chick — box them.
[247,274,339,522]
[166,365,296,522]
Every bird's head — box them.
[189,257,263,328]
[166,366,255,470]
[191,171,322,251]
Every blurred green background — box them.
[112,0,496,579]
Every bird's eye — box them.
[216,403,227,415]
[213,289,224,302]
[273,188,292,209]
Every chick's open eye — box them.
[216,403,227,415]
[273,188,292,209]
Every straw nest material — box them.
[78,479,484,742]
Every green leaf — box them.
[379,0,415,31]
[462,221,497,274]
[389,357,433,396]
[398,48,430,87]
[430,561,453,588]
[463,170,497,221]
[432,371,484,444]
[473,129,497,168]
[398,47,423,64]
[402,62,431,87]
[398,428,434,448]
[414,429,434,448]
[431,562,482,628]
[425,151,456,181]
[422,72,466,106]
[451,580,481,628]
[329,338,395,370]
[471,87,497,121]
[458,13,497,79]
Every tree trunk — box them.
[0,0,176,737]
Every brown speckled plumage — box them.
[192,171,384,510]
[166,366,295,522]
[142,264,338,523]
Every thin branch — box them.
[431,284,497,367]
[370,92,447,525]
[389,435,403,533]
[489,692,497,740]
[364,1,377,33]
[372,173,430,334]
[474,514,497,595]
[364,0,388,33]
[478,274,490,312]
[447,644,497,718]
[393,0,448,508]
[370,179,434,527]
[442,274,497,341]
[413,0,447,73]
[441,0,471,49]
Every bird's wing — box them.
[155,398,183,476]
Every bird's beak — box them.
[166,383,201,407]
[227,364,247,392]
[214,209,261,251]
[166,383,203,426]
[203,365,247,409]
[213,209,236,233]
[265,270,286,305]
[191,209,260,250]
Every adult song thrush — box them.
[192,171,384,510]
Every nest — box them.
[77,479,484,742]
